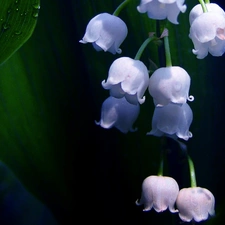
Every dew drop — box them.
[32,3,40,9]
[3,23,9,30]
[7,9,11,14]
[15,31,22,35]
[16,8,19,12]
[32,12,38,18]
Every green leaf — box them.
[0,0,40,65]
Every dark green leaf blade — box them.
[0,0,40,65]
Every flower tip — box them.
[95,120,100,125]
[188,95,194,102]
[79,39,86,44]
[160,28,169,38]
[116,48,122,54]
[181,5,187,13]
[138,96,146,104]
[130,127,138,132]
[135,199,141,206]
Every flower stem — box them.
[162,28,172,67]
[198,0,208,12]
[134,35,155,60]
[205,0,210,4]
[157,151,164,176]
[187,155,197,187]
[113,0,131,16]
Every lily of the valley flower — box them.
[148,66,193,107]
[189,11,225,59]
[147,102,193,141]
[79,13,128,54]
[176,187,215,222]
[189,3,225,25]
[95,96,140,133]
[102,57,149,105]
[136,175,179,213]
[137,0,187,24]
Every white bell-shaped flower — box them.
[102,57,149,105]
[136,175,179,213]
[148,66,193,107]
[95,96,140,133]
[189,11,225,59]
[176,187,215,222]
[79,13,128,54]
[189,3,225,25]
[147,102,193,141]
[137,0,187,24]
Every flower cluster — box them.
[136,175,215,222]
[147,65,194,142]
[80,0,220,223]
[189,3,225,59]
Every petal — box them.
[80,13,128,54]
[147,103,193,141]
[137,0,154,13]
[190,12,225,43]
[189,33,209,59]
[109,83,125,98]
[137,176,179,213]
[158,0,176,3]
[176,187,215,222]
[103,58,149,104]
[137,0,186,24]
[189,3,225,25]
[167,0,186,24]
[145,1,168,20]
[148,66,191,106]
[102,57,134,88]
[176,103,193,140]
[96,97,140,133]
[208,36,225,56]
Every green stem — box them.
[134,35,155,60]
[113,0,131,16]
[198,0,208,12]
[163,29,172,67]
[157,151,164,176]
[205,0,210,4]
[187,155,197,187]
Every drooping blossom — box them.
[79,13,128,54]
[136,175,179,213]
[189,3,225,25]
[102,57,149,105]
[148,66,194,107]
[176,187,215,222]
[189,11,225,59]
[147,102,193,141]
[137,0,187,24]
[95,96,140,133]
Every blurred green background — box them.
[0,0,225,224]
